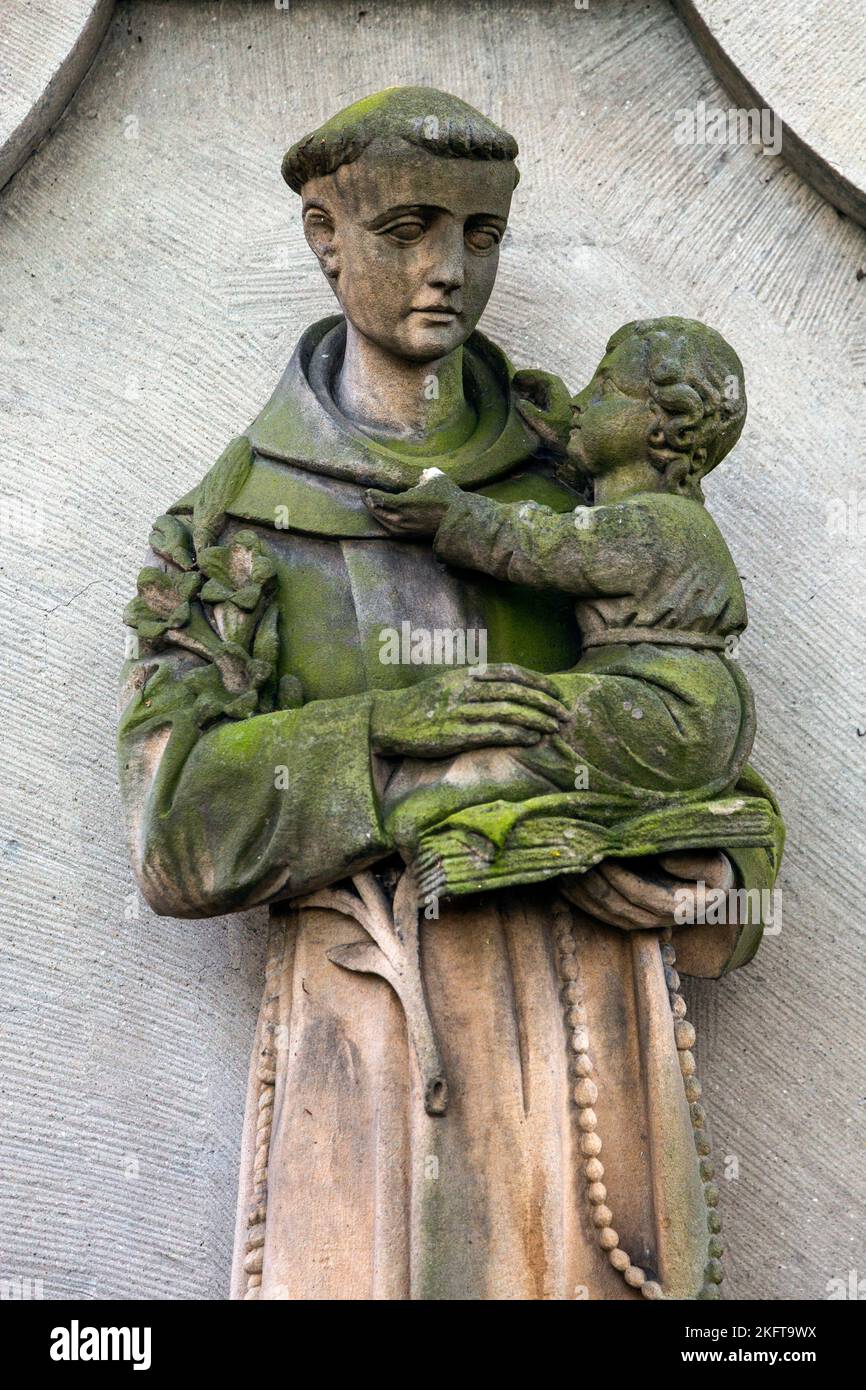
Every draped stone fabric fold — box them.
[231,889,708,1301]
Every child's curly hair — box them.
[558,318,750,503]
[569,317,747,501]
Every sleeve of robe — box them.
[433,490,661,595]
[117,609,390,919]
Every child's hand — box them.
[512,368,573,454]
[364,469,461,536]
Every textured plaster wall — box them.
[0,0,863,1300]
[0,1,115,191]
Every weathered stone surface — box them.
[0,0,862,1299]
[0,0,114,191]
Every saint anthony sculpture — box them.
[119,88,783,1300]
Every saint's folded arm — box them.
[119,624,391,919]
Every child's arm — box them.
[433,490,659,597]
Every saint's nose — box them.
[427,225,465,294]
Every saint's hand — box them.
[364,470,462,536]
[561,850,735,930]
[370,663,569,757]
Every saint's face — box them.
[301,142,515,362]
[568,336,660,477]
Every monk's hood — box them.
[246,315,541,491]
[169,318,578,541]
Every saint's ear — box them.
[303,207,339,280]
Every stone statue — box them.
[119,88,783,1300]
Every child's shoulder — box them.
[619,493,736,571]
[623,491,720,530]
[594,492,732,554]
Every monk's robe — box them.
[118,317,782,1299]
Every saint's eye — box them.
[303,210,333,232]
[465,224,501,253]
[381,219,427,245]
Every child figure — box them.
[365,317,756,849]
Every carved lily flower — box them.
[198,530,277,612]
[123,567,202,641]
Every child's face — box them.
[568,335,658,477]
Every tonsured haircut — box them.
[282,86,519,193]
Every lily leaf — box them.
[199,578,234,604]
[149,514,196,571]
[252,604,280,671]
[327,940,392,979]
[231,583,263,612]
[277,674,304,710]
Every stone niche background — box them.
[0,0,863,1299]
